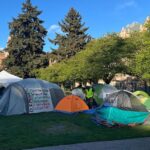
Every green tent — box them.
[133,90,150,111]
[92,84,117,105]
[143,98,150,111]
[133,91,149,99]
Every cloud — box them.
[0,47,4,51]
[48,24,62,34]
[116,0,138,10]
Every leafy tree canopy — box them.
[36,33,136,84]
[131,20,150,80]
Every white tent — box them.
[0,70,22,87]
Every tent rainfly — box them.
[0,70,22,87]
[55,95,89,113]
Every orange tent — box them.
[55,95,89,113]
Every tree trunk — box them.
[103,75,114,84]
[144,80,148,92]
[61,83,65,91]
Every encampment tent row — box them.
[0,71,149,128]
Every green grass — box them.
[0,112,150,150]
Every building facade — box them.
[119,16,150,38]
[0,51,9,69]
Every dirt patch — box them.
[46,124,66,134]
[42,122,87,135]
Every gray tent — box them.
[72,88,85,100]
[0,78,64,116]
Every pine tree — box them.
[50,8,91,61]
[4,0,48,78]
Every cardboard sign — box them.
[25,88,53,113]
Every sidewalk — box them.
[27,137,150,150]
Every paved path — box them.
[27,137,150,150]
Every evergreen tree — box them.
[4,0,48,78]
[50,8,91,61]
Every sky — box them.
[0,0,150,52]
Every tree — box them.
[37,34,136,85]
[134,48,150,79]
[49,7,91,61]
[4,0,48,78]
[84,34,136,84]
[132,20,150,80]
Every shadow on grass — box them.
[0,112,150,150]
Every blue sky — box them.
[0,0,150,52]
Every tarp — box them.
[96,106,149,126]
[0,70,22,87]
[0,78,64,115]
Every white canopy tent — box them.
[0,70,22,87]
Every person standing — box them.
[84,86,97,109]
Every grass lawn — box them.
[0,112,150,150]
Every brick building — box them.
[0,51,9,69]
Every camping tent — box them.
[0,78,64,116]
[55,95,89,113]
[133,90,149,103]
[133,91,150,111]
[72,88,85,100]
[95,90,149,126]
[0,70,22,87]
[92,84,118,105]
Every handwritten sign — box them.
[25,88,53,113]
